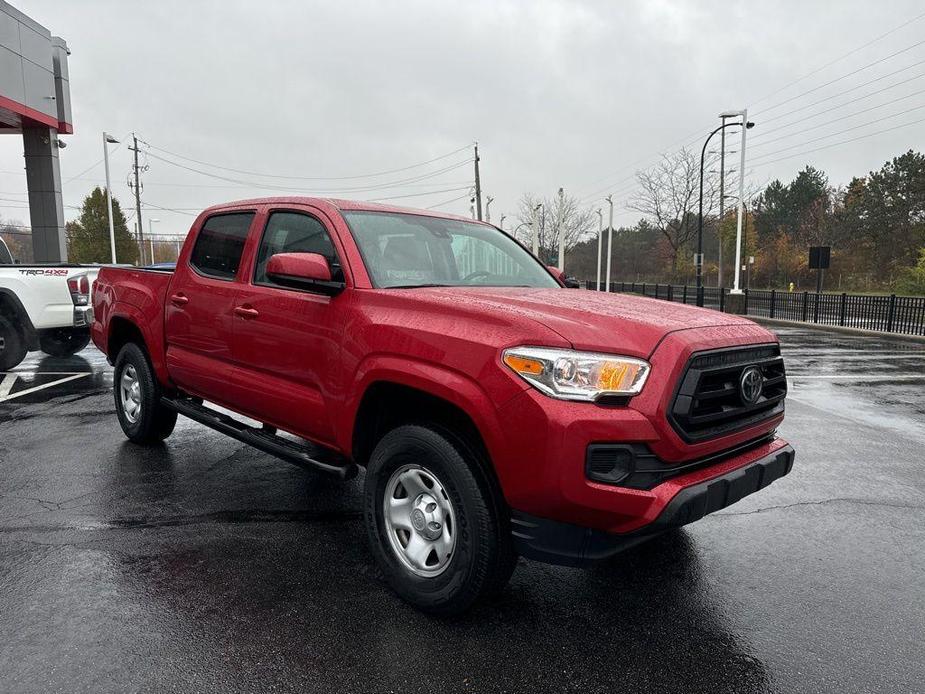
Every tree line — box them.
[517,148,925,295]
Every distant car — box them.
[0,263,98,370]
[92,197,794,615]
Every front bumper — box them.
[510,443,795,567]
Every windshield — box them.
[342,211,560,289]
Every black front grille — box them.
[669,344,787,442]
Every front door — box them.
[164,210,256,404]
[229,208,348,445]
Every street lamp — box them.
[720,109,754,295]
[148,218,160,264]
[102,132,119,264]
[595,208,603,291]
[697,116,753,304]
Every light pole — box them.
[499,214,506,230]
[698,116,753,304]
[556,187,565,271]
[485,196,493,223]
[605,194,614,293]
[532,203,542,256]
[103,132,119,263]
[595,208,603,291]
[148,218,159,264]
[723,108,753,295]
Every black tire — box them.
[364,424,516,615]
[0,315,27,371]
[113,342,177,444]
[39,328,91,357]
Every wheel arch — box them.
[106,307,171,387]
[347,368,511,508]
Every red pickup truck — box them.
[92,197,794,614]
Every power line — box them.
[578,13,925,205]
[367,186,471,203]
[138,139,473,181]
[749,9,925,107]
[426,193,470,210]
[754,38,925,116]
[750,115,925,169]
[750,103,925,162]
[751,88,925,148]
[144,149,474,194]
[755,61,925,128]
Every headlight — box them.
[502,346,650,401]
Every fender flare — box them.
[340,355,508,465]
[107,301,172,387]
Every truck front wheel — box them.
[39,328,91,357]
[113,342,177,444]
[364,424,516,615]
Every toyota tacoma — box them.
[91,197,794,614]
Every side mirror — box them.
[546,265,581,288]
[265,252,344,295]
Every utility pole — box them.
[595,208,603,291]
[130,133,145,265]
[532,203,542,256]
[473,143,483,221]
[605,194,614,292]
[556,187,565,271]
[718,115,727,287]
[485,195,493,223]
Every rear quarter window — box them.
[189,212,255,280]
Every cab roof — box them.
[199,197,483,225]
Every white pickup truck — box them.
[0,237,99,370]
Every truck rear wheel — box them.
[39,328,91,357]
[113,342,177,444]
[0,315,27,371]
[364,424,516,615]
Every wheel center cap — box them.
[410,509,427,532]
[410,493,443,540]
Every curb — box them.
[746,316,925,344]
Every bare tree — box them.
[514,192,596,264]
[627,148,719,278]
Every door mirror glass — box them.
[266,252,343,294]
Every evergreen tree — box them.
[67,187,139,264]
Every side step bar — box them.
[161,397,359,480]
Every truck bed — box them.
[90,266,175,376]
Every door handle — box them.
[170,293,189,306]
[234,306,260,319]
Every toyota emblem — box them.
[739,366,764,405]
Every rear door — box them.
[164,210,257,403]
[228,206,349,444]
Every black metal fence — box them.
[584,281,925,337]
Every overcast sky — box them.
[2,0,924,238]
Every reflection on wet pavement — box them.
[0,331,923,693]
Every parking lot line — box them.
[0,373,89,403]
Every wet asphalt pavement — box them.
[1,326,924,693]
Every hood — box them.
[394,287,759,358]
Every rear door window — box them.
[189,212,255,280]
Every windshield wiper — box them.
[387,283,454,289]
